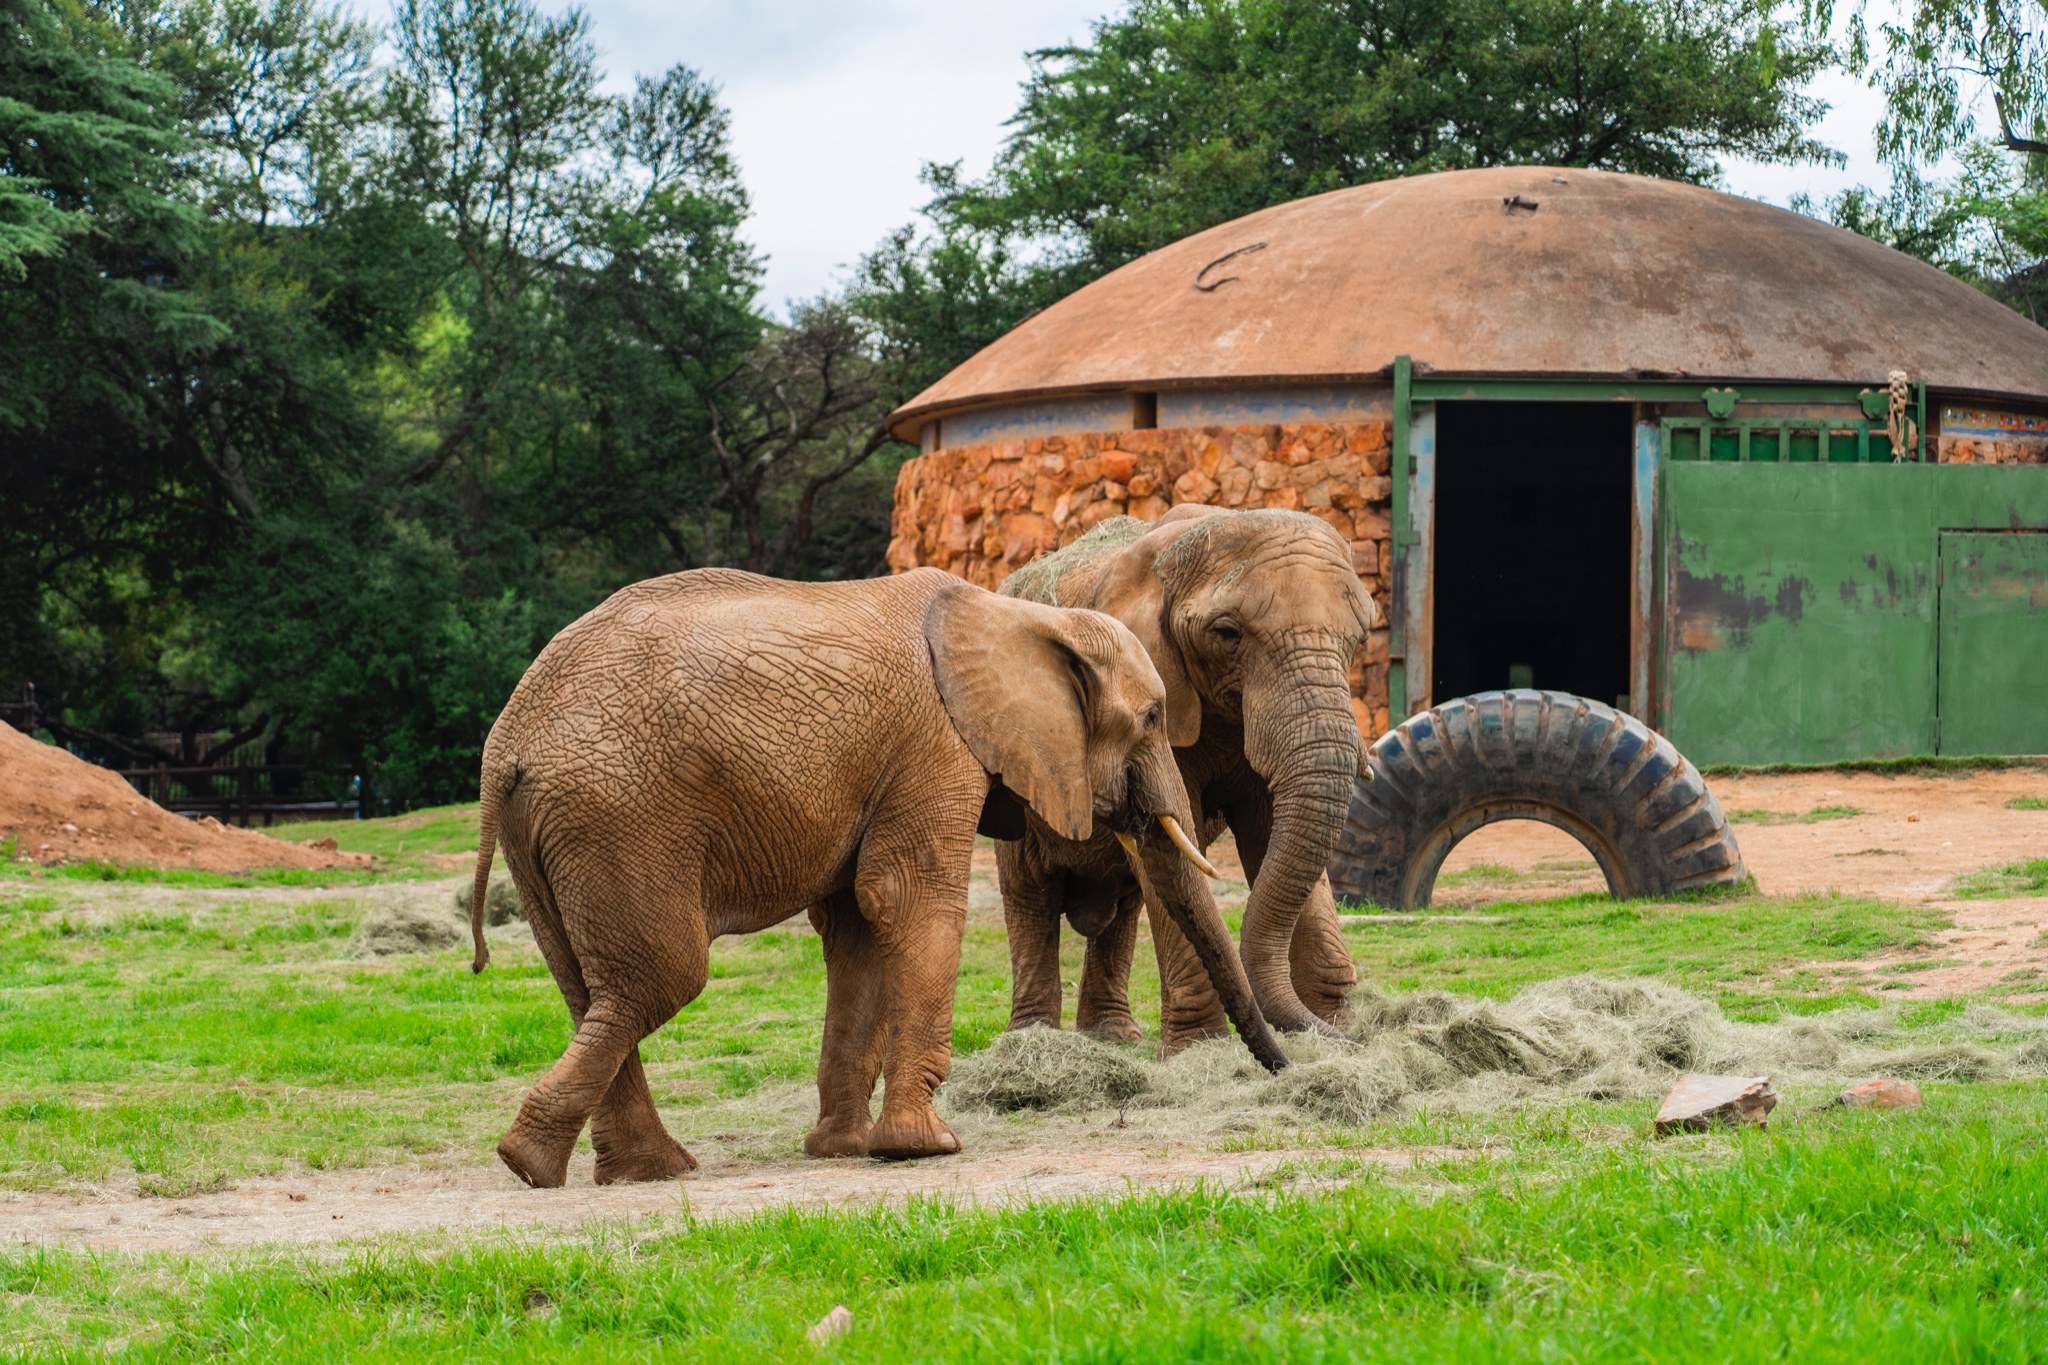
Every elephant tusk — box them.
[1157,815,1222,880]
[1114,830,1141,867]
[1358,738,1375,782]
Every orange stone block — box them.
[1129,494,1171,521]
[1100,451,1138,483]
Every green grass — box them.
[1,858,2042,1359]
[1726,804,1866,826]
[1339,889,1945,1015]
[266,803,483,862]
[2006,795,2048,811]
[1951,858,2048,900]
[6,1087,2046,1360]
[0,876,1019,1192]
[0,859,375,890]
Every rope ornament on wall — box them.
[1887,369,1917,463]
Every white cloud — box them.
[574,0,1108,314]
[544,1,1925,307]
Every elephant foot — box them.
[594,1132,697,1185]
[1157,1011,1230,1059]
[865,1107,960,1161]
[802,1116,873,1158]
[1080,1014,1144,1044]
[497,1127,574,1189]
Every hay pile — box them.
[940,977,2048,1127]
[346,886,467,958]
[946,1027,1151,1112]
[455,873,524,926]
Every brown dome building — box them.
[887,167,2048,763]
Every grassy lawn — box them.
[7,1088,2046,1361]
[1,805,2042,1360]
[1951,858,2048,899]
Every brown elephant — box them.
[467,566,1286,1188]
[998,507,1377,1049]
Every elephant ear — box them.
[926,586,1101,842]
[1083,524,1204,747]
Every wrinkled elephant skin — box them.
[468,566,1284,1186]
[998,508,1377,1050]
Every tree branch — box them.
[1994,94,2048,155]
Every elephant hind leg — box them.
[998,840,1066,1032]
[1074,886,1145,1042]
[501,872,707,1189]
[591,1047,697,1184]
[805,889,883,1158]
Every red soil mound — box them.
[0,724,369,872]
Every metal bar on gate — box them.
[1389,354,1412,720]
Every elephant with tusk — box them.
[997,507,1378,1050]
[468,566,1286,1188]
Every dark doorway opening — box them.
[1431,401,1633,707]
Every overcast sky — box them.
[564,0,1903,316]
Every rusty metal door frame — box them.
[1396,374,1679,727]
[1632,416,1660,725]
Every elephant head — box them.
[1078,508,1376,1033]
[924,583,1287,1069]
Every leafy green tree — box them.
[1811,0,2048,162]
[860,0,1839,403]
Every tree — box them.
[860,0,1839,399]
[1810,0,2048,162]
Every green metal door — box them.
[1938,532,2048,755]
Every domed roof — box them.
[889,166,2048,440]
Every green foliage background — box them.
[15,0,2043,810]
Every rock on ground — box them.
[1654,1074,1778,1134]
[1830,1077,1924,1110]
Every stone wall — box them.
[887,421,1396,736]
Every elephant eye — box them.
[1143,706,1160,731]
[1211,621,1242,647]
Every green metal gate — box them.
[1938,531,2048,755]
[1663,464,2048,764]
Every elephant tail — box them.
[470,758,513,975]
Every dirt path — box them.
[0,1140,1440,1254]
[1433,767,2048,998]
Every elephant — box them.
[997,506,1378,1049]
[467,565,1287,1188]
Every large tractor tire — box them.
[1329,691,1745,909]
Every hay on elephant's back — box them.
[999,516,1151,605]
[944,1027,1151,1112]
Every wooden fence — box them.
[116,765,362,827]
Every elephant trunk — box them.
[1239,636,1358,1035]
[1123,738,1290,1073]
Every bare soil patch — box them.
[0,724,366,873]
[1430,767,2048,999]
[0,1140,1437,1254]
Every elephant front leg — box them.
[998,840,1066,1031]
[1288,875,1357,1026]
[1075,888,1145,1042]
[858,867,969,1161]
[805,890,884,1158]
